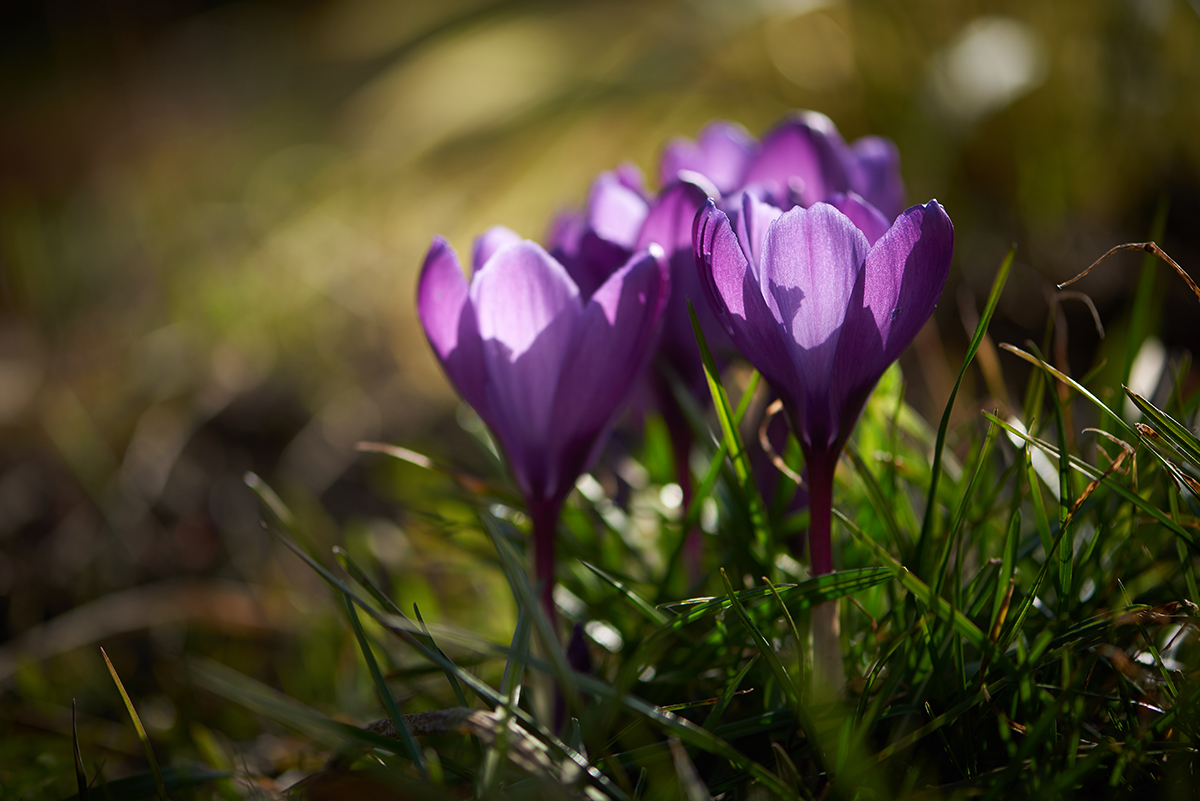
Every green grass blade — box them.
[988,412,1198,552]
[343,593,427,777]
[845,444,909,552]
[1122,195,1170,385]
[837,511,997,661]
[101,648,168,801]
[480,512,581,718]
[653,569,891,637]
[190,657,439,754]
[582,562,670,626]
[679,369,762,536]
[334,546,470,707]
[719,569,800,711]
[57,766,229,801]
[763,576,805,691]
[917,247,1014,576]
[702,655,759,731]
[1000,345,1134,436]
[932,420,999,599]
[1025,442,1054,557]
[72,699,88,801]
[1049,379,1075,613]
[660,370,761,598]
[688,300,772,567]
[990,511,1020,637]
[1125,387,1200,471]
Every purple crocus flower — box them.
[418,228,670,620]
[693,192,953,576]
[662,112,905,221]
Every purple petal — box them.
[636,178,711,255]
[473,225,522,272]
[830,200,953,444]
[733,192,784,271]
[743,111,854,208]
[760,204,869,353]
[824,193,891,246]
[861,199,953,363]
[549,248,669,498]
[660,121,756,195]
[693,201,798,402]
[587,169,650,250]
[470,241,583,498]
[417,237,489,416]
[850,136,905,221]
[759,204,871,447]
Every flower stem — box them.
[806,454,835,577]
[529,499,561,632]
[804,453,843,693]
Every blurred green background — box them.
[1,0,1199,793]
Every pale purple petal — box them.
[830,200,953,447]
[547,210,584,255]
[850,136,905,221]
[733,192,784,272]
[743,111,854,208]
[760,204,869,353]
[636,178,711,254]
[549,248,669,498]
[862,199,953,363]
[587,170,650,250]
[759,204,870,447]
[824,193,891,246]
[417,237,488,415]
[660,121,756,195]
[471,242,583,498]
[693,201,798,403]
[473,225,522,272]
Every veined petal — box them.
[743,111,854,207]
[549,248,669,499]
[850,136,905,221]
[473,225,522,272]
[471,241,583,498]
[760,203,869,354]
[733,192,784,272]
[863,199,953,363]
[660,121,755,195]
[636,178,711,254]
[587,169,650,250]
[693,200,798,402]
[825,192,891,246]
[417,237,488,415]
[830,200,953,445]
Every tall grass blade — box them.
[719,569,800,711]
[101,648,169,801]
[917,247,1014,576]
[343,593,427,777]
[1124,387,1200,471]
[72,699,88,801]
[582,562,669,626]
[335,546,470,707]
[702,655,759,731]
[480,512,581,717]
[57,766,229,801]
[1000,345,1133,436]
[688,300,772,568]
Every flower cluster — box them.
[416,110,953,629]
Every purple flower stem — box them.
[805,452,835,576]
[528,498,562,632]
[804,451,844,691]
